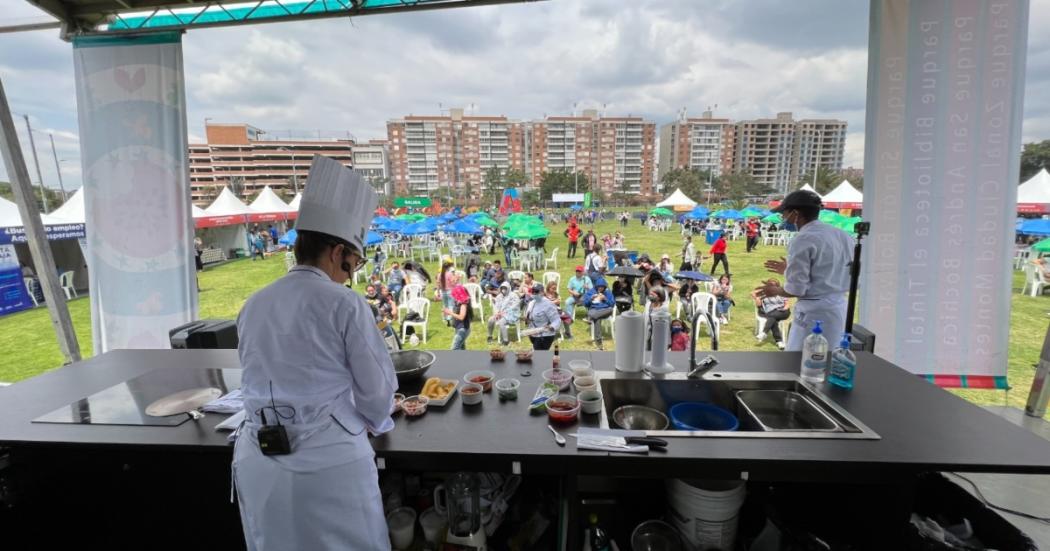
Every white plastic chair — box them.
[542,271,561,289]
[59,271,77,300]
[398,283,424,316]
[507,270,526,285]
[401,297,430,344]
[544,247,559,270]
[463,282,485,321]
[755,309,788,341]
[23,278,39,306]
[519,252,535,271]
[284,252,296,272]
[692,292,717,336]
[1015,248,1032,271]
[1022,263,1050,297]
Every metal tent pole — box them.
[0,79,81,363]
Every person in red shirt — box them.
[670,319,690,351]
[710,234,729,276]
[746,219,759,253]
[564,222,581,259]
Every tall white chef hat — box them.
[295,155,378,254]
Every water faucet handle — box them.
[688,354,719,378]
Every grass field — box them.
[0,216,1045,417]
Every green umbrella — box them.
[501,214,542,230]
[649,207,674,217]
[472,214,498,227]
[1033,238,1050,253]
[761,213,783,224]
[740,207,765,218]
[835,216,863,233]
[819,210,847,224]
[506,224,550,240]
[396,213,426,221]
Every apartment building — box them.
[792,119,847,184]
[386,109,526,197]
[529,109,657,197]
[657,111,736,183]
[188,123,364,205]
[734,112,846,194]
[353,140,392,195]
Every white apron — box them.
[233,419,390,551]
[785,295,846,352]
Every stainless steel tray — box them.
[735,389,841,432]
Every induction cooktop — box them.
[33,368,241,427]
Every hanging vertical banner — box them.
[0,244,31,315]
[73,33,198,352]
[861,0,1029,388]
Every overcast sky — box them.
[1,0,1049,192]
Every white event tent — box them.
[1017,168,1050,214]
[799,183,822,198]
[1,191,88,292]
[655,188,699,211]
[248,186,298,223]
[288,192,302,212]
[821,180,864,210]
[196,187,255,255]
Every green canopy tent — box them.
[649,207,674,217]
[501,214,542,230]
[740,207,765,218]
[1033,238,1050,253]
[505,224,551,240]
[761,213,783,224]
[472,213,498,227]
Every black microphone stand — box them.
[845,221,870,333]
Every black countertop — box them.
[3,349,1050,481]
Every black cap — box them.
[771,189,823,213]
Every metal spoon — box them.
[547,424,566,446]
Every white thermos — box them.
[614,310,644,372]
[647,310,672,374]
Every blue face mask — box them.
[671,326,684,334]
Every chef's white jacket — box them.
[783,220,854,350]
[237,265,397,447]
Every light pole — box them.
[48,133,68,201]
[22,114,48,213]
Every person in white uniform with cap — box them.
[233,155,398,551]
[754,189,853,352]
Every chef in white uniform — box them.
[233,155,398,551]
[754,189,853,351]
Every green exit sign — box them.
[394,197,432,207]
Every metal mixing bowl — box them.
[613,405,669,431]
[390,350,436,383]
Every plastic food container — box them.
[577,389,603,414]
[495,378,520,401]
[489,349,505,361]
[669,402,739,431]
[392,393,406,413]
[515,350,534,362]
[573,376,597,393]
[542,368,573,391]
[546,394,580,424]
[461,383,484,405]
[568,359,592,377]
[463,370,496,392]
[402,395,429,417]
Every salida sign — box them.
[394,197,431,208]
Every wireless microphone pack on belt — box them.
[256,381,292,456]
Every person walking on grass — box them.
[565,221,581,259]
[709,233,729,276]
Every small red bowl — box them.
[546,394,580,424]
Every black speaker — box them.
[168,319,238,349]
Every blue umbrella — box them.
[569,204,582,211]
[366,230,383,246]
[400,221,438,236]
[674,271,714,282]
[374,217,408,232]
[714,209,743,220]
[278,229,297,246]
[685,206,710,220]
[1019,219,1050,236]
[445,218,484,235]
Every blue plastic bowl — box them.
[669,402,739,431]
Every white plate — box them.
[421,379,459,407]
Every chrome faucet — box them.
[688,309,719,378]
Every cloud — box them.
[1,0,1050,192]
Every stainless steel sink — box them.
[595,371,880,439]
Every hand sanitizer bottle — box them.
[800,320,828,384]
[828,333,856,389]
